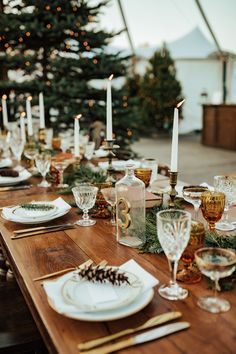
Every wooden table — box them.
[0,178,235,354]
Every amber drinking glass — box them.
[177,221,205,283]
[200,191,225,231]
[134,168,152,188]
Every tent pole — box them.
[194,0,227,103]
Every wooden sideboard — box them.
[202,104,236,150]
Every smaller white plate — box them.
[62,271,142,312]
[44,271,154,322]
[0,158,12,169]
[12,203,58,219]
[94,149,109,158]
[0,168,31,186]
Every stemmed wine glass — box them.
[214,175,236,231]
[195,247,236,313]
[52,158,74,188]
[182,185,208,220]
[101,187,116,225]
[24,143,39,173]
[34,153,51,187]
[10,134,25,166]
[84,141,95,161]
[156,209,192,300]
[200,191,225,231]
[72,185,98,226]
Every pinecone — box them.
[77,264,130,286]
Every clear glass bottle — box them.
[115,165,146,248]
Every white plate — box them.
[0,158,12,169]
[1,207,70,224]
[45,271,154,322]
[0,168,31,186]
[94,149,109,158]
[61,271,142,312]
[98,160,141,171]
[12,203,58,219]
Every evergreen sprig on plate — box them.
[20,203,55,211]
[77,264,130,286]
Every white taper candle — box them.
[26,96,33,137]
[106,74,113,140]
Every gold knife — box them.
[0,185,32,192]
[78,311,182,351]
[11,225,76,239]
[80,322,190,354]
[13,223,75,234]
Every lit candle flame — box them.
[27,95,32,101]
[21,112,26,118]
[108,74,113,81]
[177,99,185,108]
[75,114,82,120]
[2,94,7,100]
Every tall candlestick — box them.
[1,95,8,129]
[106,74,113,140]
[26,96,33,137]
[74,114,81,157]
[170,99,185,172]
[20,112,26,144]
[170,108,179,172]
[39,92,45,129]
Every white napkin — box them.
[98,159,141,171]
[43,259,159,314]
[0,158,12,169]
[2,197,71,222]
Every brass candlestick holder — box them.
[103,139,120,184]
[38,128,46,145]
[74,156,81,170]
[169,171,178,208]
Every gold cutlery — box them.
[13,223,75,234]
[78,311,182,351]
[11,225,76,240]
[0,185,32,192]
[80,321,190,354]
[33,259,107,282]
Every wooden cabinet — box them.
[202,104,236,150]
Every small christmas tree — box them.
[139,44,183,132]
[0,0,139,150]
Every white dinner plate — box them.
[12,203,58,219]
[44,271,154,322]
[1,207,70,224]
[98,160,141,171]
[0,168,31,186]
[61,271,142,312]
[94,149,109,158]
[0,158,12,169]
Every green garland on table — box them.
[59,164,106,195]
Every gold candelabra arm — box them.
[103,139,120,184]
[74,156,81,169]
[169,171,178,208]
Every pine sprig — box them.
[77,264,130,286]
[20,203,55,211]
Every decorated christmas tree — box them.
[0,0,139,149]
[139,44,183,132]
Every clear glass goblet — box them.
[200,191,225,232]
[24,143,39,173]
[10,137,25,165]
[72,185,98,227]
[195,247,236,313]
[35,153,51,187]
[214,175,236,231]
[101,187,116,225]
[85,141,95,161]
[182,185,208,220]
[156,209,192,300]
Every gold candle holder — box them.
[38,128,46,144]
[169,171,178,208]
[103,139,120,184]
[74,156,81,169]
